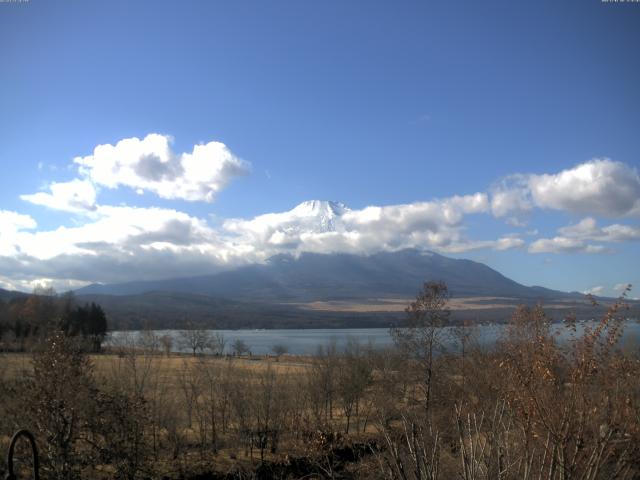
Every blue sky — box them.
[0,0,638,296]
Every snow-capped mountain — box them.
[288,200,349,232]
[222,196,509,259]
[223,200,351,248]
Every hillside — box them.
[68,249,626,329]
[76,249,575,301]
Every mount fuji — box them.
[287,200,350,232]
[71,199,626,329]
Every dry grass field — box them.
[1,350,316,431]
[292,296,600,312]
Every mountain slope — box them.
[76,249,574,301]
[0,288,28,302]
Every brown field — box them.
[290,296,582,312]
[0,351,313,387]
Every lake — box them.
[107,320,640,356]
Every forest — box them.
[0,288,108,353]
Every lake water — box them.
[107,320,640,356]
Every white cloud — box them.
[74,133,250,202]
[441,236,525,253]
[0,192,629,288]
[529,159,640,217]
[494,236,526,250]
[0,210,37,257]
[342,194,489,234]
[0,207,263,290]
[557,217,599,238]
[223,195,520,258]
[490,174,533,220]
[558,217,640,243]
[528,215,640,254]
[0,205,250,286]
[20,179,97,213]
[0,275,88,293]
[583,286,605,296]
[491,159,640,220]
[0,210,37,232]
[5,142,640,289]
[0,195,509,287]
[600,224,640,242]
[15,205,225,260]
[528,236,607,254]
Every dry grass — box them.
[0,350,310,441]
[290,296,595,312]
[0,351,312,386]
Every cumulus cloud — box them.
[528,237,607,254]
[558,217,640,242]
[74,134,249,202]
[530,159,640,216]
[441,236,525,253]
[342,194,489,234]
[5,142,640,289]
[0,205,251,286]
[0,191,631,287]
[0,210,37,257]
[20,179,97,213]
[17,205,225,260]
[530,217,640,254]
[223,195,521,258]
[491,159,640,220]
[490,174,533,221]
[0,210,37,232]
[0,195,518,287]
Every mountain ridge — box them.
[75,248,577,301]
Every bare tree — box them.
[138,329,159,354]
[336,338,373,433]
[254,365,288,461]
[206,332,226,356]
[177,360,202,432]
[391,281,450,417]
[451,320,479,396]
[271,343,288,360]
[496,296,638,480]
[159,334,173,356]
[25,330,96,479]
[90,389,151,480]
[307,340,339,427]
[179,325,212,356]
[232,338,249,356]
[195,359,225,453]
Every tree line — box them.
[0,288,108,352]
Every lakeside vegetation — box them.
[0,283,639,479]
[0,288,108,353]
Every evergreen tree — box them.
[88,303,108,352]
